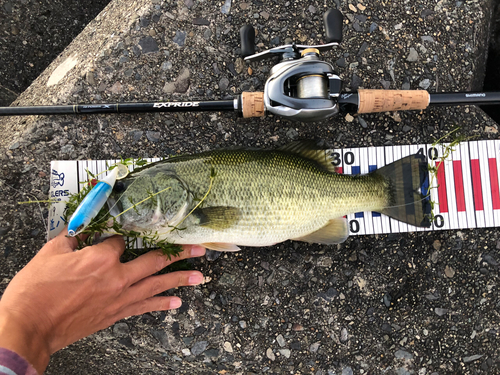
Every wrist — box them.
[0,305,51,374]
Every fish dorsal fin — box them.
[293,217,349,244]
[197,206,241,230]
[201,242,241,252]
[278,141,336,173]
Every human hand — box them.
[0,229,205,374]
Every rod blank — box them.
[0,100,236,116]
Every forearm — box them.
[0,307,50,375]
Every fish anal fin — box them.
[197,206,241,230]
[201,242,241,252]
[279,140,337,173]
[293,217,349,244]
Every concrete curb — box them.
[1,0,151,149]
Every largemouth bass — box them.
[107,141,431,251]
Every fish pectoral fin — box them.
[197,206,241,230]
[201,242,241,252]
[293,218,349,244]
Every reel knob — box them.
[240,25,256,58]
[323,9,343,43]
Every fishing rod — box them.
[1,9,499,121]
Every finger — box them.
[123,245,205,284]
[122,270,204,306]
[41,226,85,254]
[90,235,126,258]
[116,296,183,320]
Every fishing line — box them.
[381,196,434,210]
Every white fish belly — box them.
[156,203,352,247]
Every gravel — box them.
[406,47,419,62]
[395,349,413,360]
[138,36,159,54]
[190,341,208,356]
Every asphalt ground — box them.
[0,0,499,374]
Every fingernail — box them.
[170,298,182,309]
[188,274,203,285]
[190,245,205,257]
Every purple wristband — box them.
[0,348,38,375]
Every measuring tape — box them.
[47,140,500,240]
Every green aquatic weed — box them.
[63,161,216,260]
[425,127,477,224]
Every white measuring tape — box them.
[47,140,500,240]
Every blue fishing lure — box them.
[67,168,119,236]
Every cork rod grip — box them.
[357,89,430,114]
[241,92,265,118]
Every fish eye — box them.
[114,181,125,193]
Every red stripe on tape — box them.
[436,161,448,213]
[488,158,500,210]
[453,160,466,212]
[471,159,483,211]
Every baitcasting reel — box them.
[240,9,344,122]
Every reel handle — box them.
[323,9,343,43]
[240,25,256,58]
[357,90,430,113]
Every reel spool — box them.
[296,75,328,99]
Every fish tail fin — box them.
[375,154,432,228]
